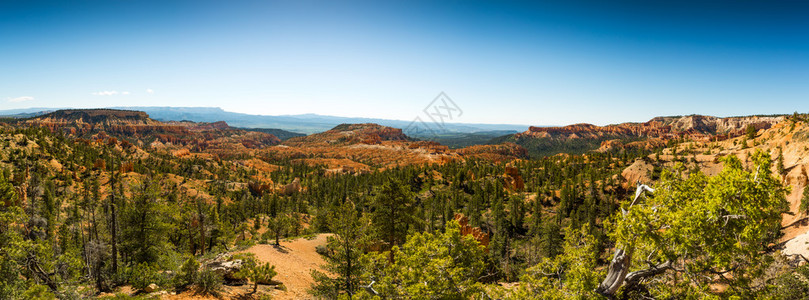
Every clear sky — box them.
[1,0,807,126]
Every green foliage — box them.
[746,124,758,140]
[777,148,786,178]
[310,200,368,298]
[610,151,787,296]
[371,178,415,254]
[22,284,56,300]
[128,263,167,291]
[120,176,172,265]
[762,263,809,299]
[360,220,487,299]
[800,186,809,214]
[0,172,30,299]
[195,269,223,297]
[539,219,563,259]
[245,262,277,293]
[511,225,602,299]
[178,256,200,287]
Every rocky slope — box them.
[265,123,527,171]
[616,115,809,260]
[499,114,784,157]
[20,109,282,159]
[282,123,409,147]
[24,109,187,136]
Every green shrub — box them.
[22,284,56,300]
[178,256,199,287]
[315,244,329,257]
[245,262,277,293]
[764,264,809,299]
[129,263,166,291]
[258,294,273,300]
[195,269,223,297]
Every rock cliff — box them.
[503,114,784,157]
[20,109,281,158]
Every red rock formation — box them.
[21,109,281,160]
[408,141,449,153]
[284,123,410,147]
[454,213,490,251]
[248,181,273,197]
[172,148,191,158]
[520,115,783,143]
[279,178,302,195]
[503,166,525,191]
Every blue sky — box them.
[1,0,807,126]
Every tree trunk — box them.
[596,183,657,296]
[199,218,205,255]
[110,170,118,275]
[596,247,634,296]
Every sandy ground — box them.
[137,234,330,300]
[238,234,331,300]
[784,230,809,260]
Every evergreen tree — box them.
[0,171,27,298]
[540,218,562,259]
[777,147,786,178]
[508,194,524,235]
[360,220,487,298]
[245,262,277,294]
[800,186,809,214]
[310,200,368,298]
[371,178,415,262]
[746,124,757,140]
[120,175,170,265]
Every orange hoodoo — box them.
[453,213,490,251]
[503,166,524,191]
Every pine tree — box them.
[529,198,543,237]
[508,194,524,235]
[310,200,367,298]
[121,175,170,264]
[371,178,415,262]
[246,262,277,293]
[746,124,757,140]
[800,186,809,214]
[540,218,562,258]
[777,147,786,178]
[361,220,486,298]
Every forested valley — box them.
[2,113,808,299]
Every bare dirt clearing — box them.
[238,234,331,300]
[157,234,330,300]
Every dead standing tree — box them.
[596,182,664,297]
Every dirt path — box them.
[159,234,331,300]
[240,234,332,300]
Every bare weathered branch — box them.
[624,260,672,287]
[721,214,746,226]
